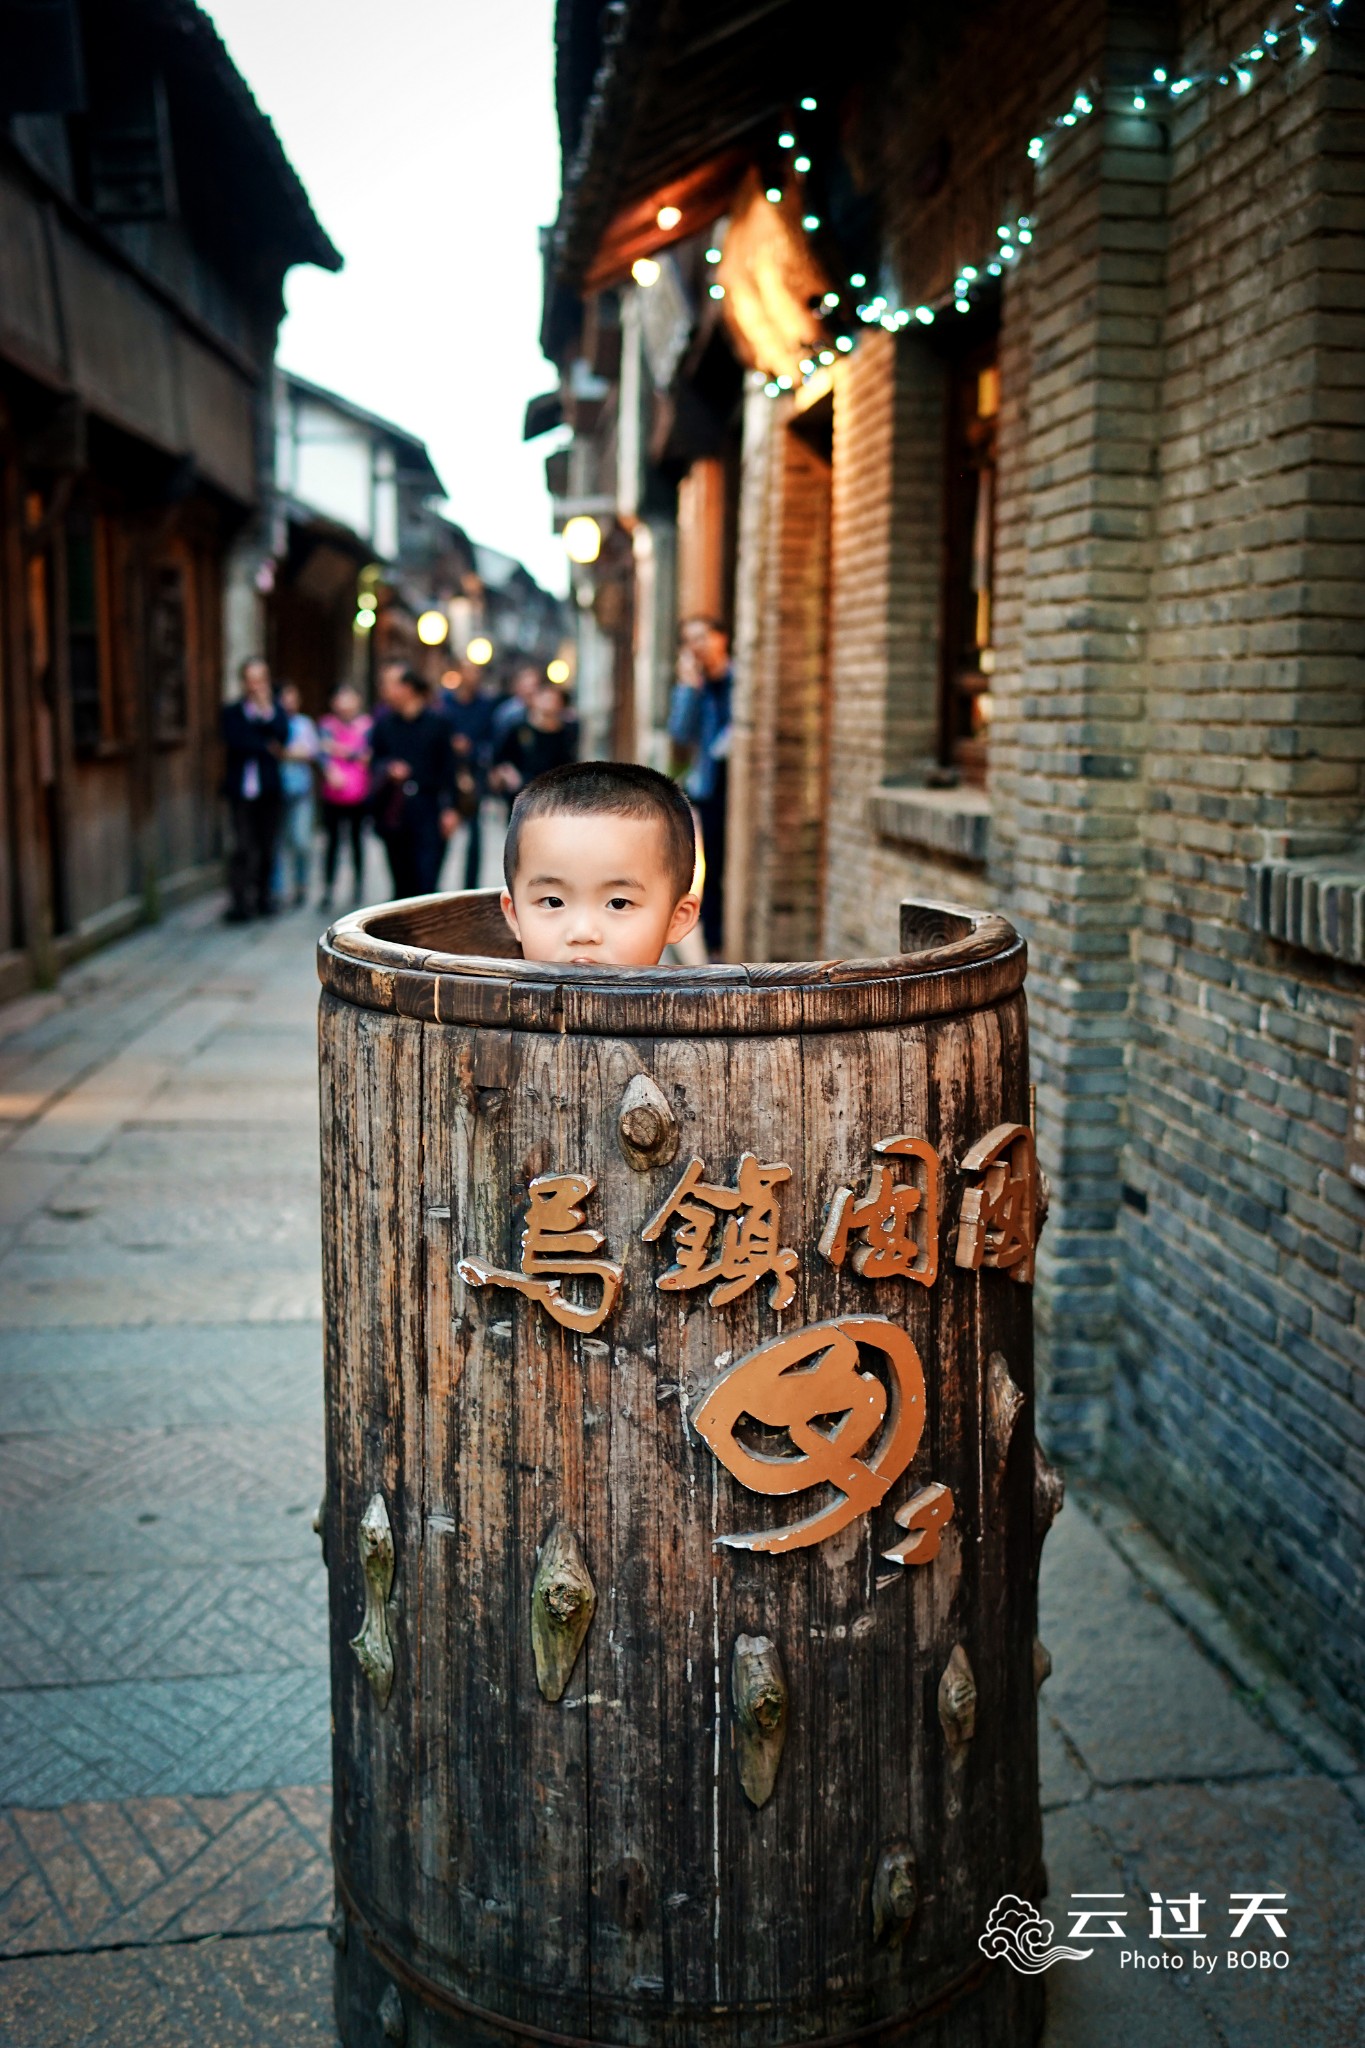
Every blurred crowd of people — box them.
[218,614,734,947]
[218,654,578,923]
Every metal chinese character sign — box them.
[690,1316,925,1553]
[642,1153,799,1311]
[954,1122,1039,1285]
[458,1173,624,1334]
[819,1135,939,1286]
[455,1114,1038,1558]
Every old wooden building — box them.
[539,0,1365,1752]
[0,0,339,993]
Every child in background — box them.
[500,761,700,968]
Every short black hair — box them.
[504,761,697,900]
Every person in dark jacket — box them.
[369,668,458,897]
[221,657,288,921]
[438,661,497,889]
[490,681,576,796]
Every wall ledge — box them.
[1247,847,1365,967]
[868,780,992,866]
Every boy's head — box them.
[500,761,701,968]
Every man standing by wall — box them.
[221,658,288,922]
[668,617,732,955]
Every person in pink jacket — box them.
[317,684,373,909]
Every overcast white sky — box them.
[203,0,566,593]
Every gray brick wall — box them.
[1107,2,1365,1752]
[726,0,1365,1751]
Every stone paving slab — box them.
[1041,1774,1365,2047]
[0,1324,322,1430]
[0,1561,326,1689]
[0,1244,323,1328]
[1039,1504,1301,1785]
[0,1927,336,2047]
[0,1671,331,1806]
[0,1785,329,1957]
[0,1424,323,1515]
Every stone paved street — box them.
[0,892,1361,2046]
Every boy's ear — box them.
[666,893,701,945]
[499,889,522,941]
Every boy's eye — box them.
[607,896,635,912]
[536,894,565,910]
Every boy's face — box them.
[501,811,700,967]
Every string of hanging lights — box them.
[733,0,1348,396]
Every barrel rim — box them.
[315,890,1026,1035]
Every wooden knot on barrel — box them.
[732,1634,788,1807]
[531,1524,597,1701]
[871,1842,919,1947]
[937,1642,977,1756]
[349,1492,396,1709]
[617,1073,680,1172]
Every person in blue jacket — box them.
[667,616,732,954]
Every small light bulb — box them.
[998,224,1011,238]
[914,306,934,325]
[1017,228,1032,243]
[1264,28,1278,44]
[466,636,494,665]
[1028,136,1044,158]
[799,358,815,375]
[546,658,571,686]
[1133,92,1146,108]
[709,283,725,299]
[794,154,811,172]
[705,247,722,263]
[799,95,817,110]
[962,265,978,280]
[987,261,1002,276]
[766,186,782,203]
[1153,66,1167,82]
[656,204,682,230]
[823,291,840,307]
[1170,77,1192,93]
[777,375,792,390]
[818,349,834,364]
[1019,216,1030,227]
[355,607,376,631]
[849,271,866,287]
[765,380,781,396]
[1075,92,1092,113]
[1301,33,1317,55]
[802,213,820,230]
[955,298,970,313]
[631,257,661,287]
[778,130,795,147]
[1000,244,1016,260]
[835,335,853,351]
[1062,111,1077,126]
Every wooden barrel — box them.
[317,893,1055,2048]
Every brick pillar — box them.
[823,332,944,956]
[1004,88,1171,1463]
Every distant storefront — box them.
[0,0,339,993]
